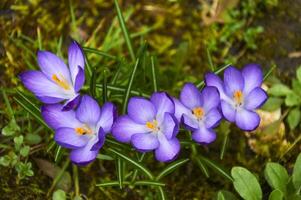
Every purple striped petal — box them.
[37,51,72,85]
[68,41,85,85]
[221,100,236,122]
[97,102,116,134]
[182,114,199,130]
[150,92,174,123]
[204,108,222,128]
[201,86,220,112]
[224,66,244,96]
[19,71,72,101]
[62,94,81,111]
[205,73,227,99]
[161,113,179,139]
[172,97,190,122]
[131,133,159,152]
[112,116,148,143]
[244,87,268,110]
[180,83,202,109]
[91,128,106,151]
[235,109,260,131]
[76,95,100,127]
[37,96,63,104]
[192,127,216,144]
[155,133,180,162]
[41,104,82,129]
[74,66,85,92]
[54,127,89,149]
[127,97,156,124]
[242,64,263,94]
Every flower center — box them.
[52,74,71,90]
[192,107,204,120]
[233,90,244,105]
[75,125,93,135]
[145,120,159,132]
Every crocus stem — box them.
[73,164,80,196]
[47,159,70,197]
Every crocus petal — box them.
[41,104,82,129]
[74,66,85,92]
[76,95,100,127]
[161,113,179,139]
[220,100,236,122]
[37,96,64,104]
[172,97,191,122]
[131,133,159,152]
[127,97,156,124]
[54,127,89,149]
[155,133,180,162]
[201,86,220,112]
[192,127,216,144]
[150,92,174,122]
[180,83,202,109]
[244,87,268,110]
[205,73,227,99]
[204,108,222,128]
[182,114,199,130]
[62,94,81,111]
[91,128,106,151]
[19,71,73,100]
[112,116,148,143]
[97,102,116,134]
[68,41,85,85]
[70,136,99,165]
[235,109,260,131]
[242,64,263,94]
[37,51,72,85]
[223,66,244,95]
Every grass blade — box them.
[89,67,97,98]
[96,84,150,98]
[83,47,119,61]
[116,158,124,189]
[156,158,189,180]
[114,0,135,62]
[158,186,167,200]
[151,56,158,92]
[206,48,215,71]
[264,64,277,81]
[102,69,108,103]
[195,158,210,178]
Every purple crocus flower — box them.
[41,95,116,165]
[173,83,222,144]
[20,41,85,111]
[205,64,268,131]
[112,92,180,162]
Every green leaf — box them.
[83,47,118,61]
[296,66,301,83]
[261,97,283,112]
[25,133,42,145]
[285,93,301,106]
[156,158,189,180]
[268,84,292,97]
[151,56,158,92]
[52,189,66,200]
[293,153,301,191]
[264,162,289,194]
[0,155,11,167]
[289,194,301,200]
[14,135,24,151]
[268,189,284,200]
[116,158,124,189]
[114,0,135,62]
[292,79,301,96]
[2,120,20,136]
[96,84,150,98]
[217,190,238,200]
[287,108,301,130]
[20,146,30,157]
[231,167,262,200]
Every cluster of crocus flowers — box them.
[20,40,268,165]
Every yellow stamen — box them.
[233,90,244,104]
[75,127,92,135]
[192,107,204,119]
[146,120,159,132]
[52,74,71,90]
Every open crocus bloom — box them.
[41,95,116,165]
[20,41,85,111]
[112,92,180,162]
[205,64,268,131]
[173,83,222,144]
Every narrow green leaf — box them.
[217,190,238,200]
[264,64,276,81]
[96,84,149,98]
[231,166,262,200]
[206,48,215,71]
[97,154,114,161]
[156,158,189,180]
[85,56,93,80]
[2,90,15,120]
[135,181,165,187]
[268,189,284,200]
[83,47,118,61]
[37,27,42,50]
[122,58,140,114]
[97,181,130,187]
[54,146,62,162]
[158,186,167,200]
[96,180,164,187]
[114,0,135,62]
[116,158,124,189]
[293,153,301,191]
[107,148,154,179]
[199,156,233,181]
[102,69,108,103]
[196,158,210,178]
[264,162,289,194]
[151,56,158,92]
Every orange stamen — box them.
[75,127,92,135]
[146,120,159,132]
[52,74,71,90]
[233,90,244,104]
[192,107,204,119]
